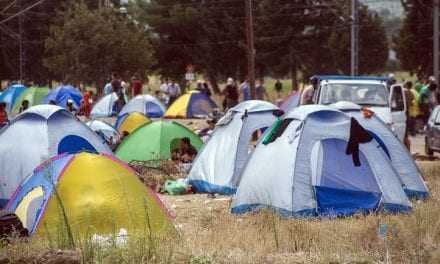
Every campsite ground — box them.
[157,135,440,263]
[1,127,439,263]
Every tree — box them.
[44,3,153,92]
[327,5,389,75]
[395,0,433,77]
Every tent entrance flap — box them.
[312,138,382,216]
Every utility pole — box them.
[351,0,359,76]
[18,0,24,83]
[245,0,256,99]
[434,0,439,84]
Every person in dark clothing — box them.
[172,137,198,163]
[274,79,283,97]
[19,100,29,113]
[223,77,239,110]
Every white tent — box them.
[86,120,119,144]
[232,105,412,218]
[90,92,125,118]
[188,100,280,194]
[0,105,112,206]
[331,101,429,199]
[118,94,166,118]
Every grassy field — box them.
[0,160,439,263]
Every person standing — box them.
[239,79,251,101]
[274,79,283,98]
[131,74,143,97]
[406,81,420,136]
[167,80,181,106]
[255,79,269,101]
[223,77,239,110]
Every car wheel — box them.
[425,137,434,156]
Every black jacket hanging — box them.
[346,118,373,166]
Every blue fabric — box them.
[145,102,164,117]
[241,85,251,101]
[189,180,236,195]
[58,135,98,154]
[114,114,127,130]
[187,93,218,117]
[313,75,390,82]
[0,84,26,112]
[43,85,82,109]
[315,186,381,217]
[231,204,316,218]
[0,199,9,208]
[404,189,429,200]
[382,203,412,214]
[367,130,391,159]
[104,83,113,95]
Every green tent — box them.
[12,87,50,115]
[116,120,203,162]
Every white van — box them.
[309,76,407,141]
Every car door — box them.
[389,84,407,142]
[433,108,440,150]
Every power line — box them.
[0,0,47,25]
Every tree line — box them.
[3,0,426,93]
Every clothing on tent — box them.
[346,118,373,166]
[231,105,412,218]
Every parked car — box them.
[425,106,440,156]
[306,75,407,142]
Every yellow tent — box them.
[116,112,151,134]
[165,90,218,118]
[6,152,174,238]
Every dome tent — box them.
[0,84,26,112]
[86,120,119,144]
[119,94,166,118]
[42,85,82,109]
[6,152,173,237]
[188,100,280,195]
[115,111,151,134]
[0,105,111,206]
[12,87,50,115]
[331,101,429,199]
[91,92,127,118]
[165,90,218,118]
[232,105,412,218]
[116,120,203,162]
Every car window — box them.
[435,109,440,124]
[320,83,389,107]
[390,86,405,112]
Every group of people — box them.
[405,76,439,136]
[221,77,273,110]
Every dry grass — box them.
[0,161,439,263]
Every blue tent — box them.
[43,85,82,109]
[189,100,280,195]
[232,105,412,218]
[0,84,26,112]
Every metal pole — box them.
[434,0,439,83]
[351,0,359,76]
[245,0,256,99]
[18,0,24,83]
